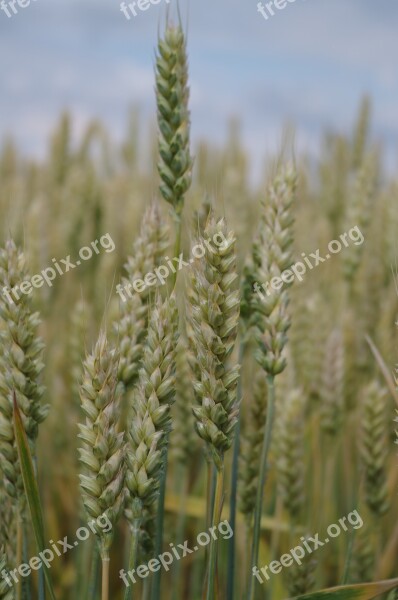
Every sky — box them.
[0,0,397,177]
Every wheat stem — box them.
[152,454,169,600]
[101,557,110,600]
[227,337,245,600]
[124,517,142,600]
[247,375,275,600]
[205,463,224,600]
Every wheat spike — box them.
[361,381,390,516]
[78,333,125,558]
[320,329,345,435]
[238,372,267,522]
[276,389,306,522]
[125,294,178,533]
[116,204,169,392]
[187,217,240,467]
[171,337,199,466]
[351,524,375,582]
[253,166,297,376]
[343,154,376,285]
[156,24,192,216]
[0,550,14,600]
[287,550,317,597]
[0,240,48,503]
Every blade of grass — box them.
[289,577,398,599]
[13,392,57,600]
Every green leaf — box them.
[13,392,57,600]
[289,578,398,600]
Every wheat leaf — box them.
[13,392,57,600]
[288,577,398,599]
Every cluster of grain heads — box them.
[116,204,169,393]
[187,216,240,599]
[360,381,390,516]
[124,294,178,598]
[238,372,268,525]
[276,389,306,523]
[320,329,345,436]
[248,166,296,599]
[0,240,48,505]
[78,333,125,599]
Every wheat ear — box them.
[156,24,192,217]
[0,550,14,600]
[320,329,345,436]
[117,204,169,392]
[0,240,48,504]
[78,333,125,560]
[277,389,306,523]
[360,381,390,516]
[156,22,192,290]
[124,293,178,596]
[238,372,267,524]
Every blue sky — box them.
[0,0,397,176]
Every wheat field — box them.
[0,17,398,600]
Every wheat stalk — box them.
[248,165,296,600]
[187,216,240,599]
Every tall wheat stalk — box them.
[187,216,240,600]
[247,166,296,600]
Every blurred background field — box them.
[1,97,398,598]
